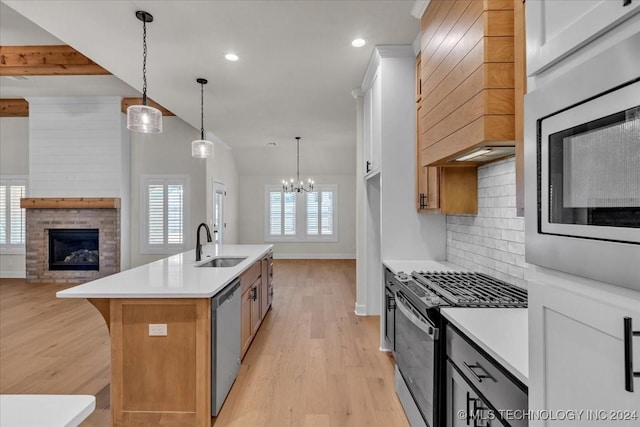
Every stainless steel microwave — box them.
[525,32,640,292]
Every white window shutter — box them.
[148,184,165,245]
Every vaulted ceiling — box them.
[1,1,420,153]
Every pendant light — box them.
[192,78,214,158]
[282,137,314,193]
[127,10,162,133]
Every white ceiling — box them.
[1,0,419,151]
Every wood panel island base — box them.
[58,244,274,427]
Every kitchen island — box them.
[57,244,273,427]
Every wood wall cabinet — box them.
[416,0,526,214]
[418,0,517,166]
[416,53,477,215]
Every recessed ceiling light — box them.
[351,38,366,48]
[225,53,239,62]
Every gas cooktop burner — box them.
[409,271,528,308]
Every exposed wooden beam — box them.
[0,98,28,117]
[0,45,110,76]
[121,98,175,116]
[1,97,175,117]
[20,197,121,209]
[1,45,175,116]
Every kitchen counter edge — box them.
[56,244,273,299]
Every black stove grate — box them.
[411,271,528,307]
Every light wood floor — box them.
[0,259,409,426]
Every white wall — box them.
[238,173,356,258]
[130,116,206,267]
[446,157,526,288]
[0,117,29,277]
[205,136,239,245]
[27,97,127,197]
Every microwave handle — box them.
[395,292,439,340]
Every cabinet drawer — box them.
[446,324,527,425]
[241,261,261,293]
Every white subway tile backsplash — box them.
[508,241,525,255]
[446,158,525,287]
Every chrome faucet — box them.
[195,223,213,261]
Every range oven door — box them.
[539,79,640,244]
[394,291,439,427]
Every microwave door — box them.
[539,80,640,244]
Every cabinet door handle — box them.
[623,0,632,6]
[366,161,372,173]
[251,286,258,301]
[419,193,427,209]
[624,316,640,392]
[463,361,495,383]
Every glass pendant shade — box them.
[127,105,163,133]
[192,139,214,158]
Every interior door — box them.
[213,181,226,244]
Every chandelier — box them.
[282,137,314,193]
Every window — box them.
[265,185,337,242]
[140,175,190,254]
[0,177,27,254]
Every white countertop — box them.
[441,308,528,385]
[383,259,462,275]
[56,244,272,298]
[0,394,95,427]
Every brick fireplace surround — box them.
[21,198,121,284]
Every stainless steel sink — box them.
[197,257,247,268]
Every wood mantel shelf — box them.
[20,197,121,209]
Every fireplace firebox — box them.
[48,229,99,271]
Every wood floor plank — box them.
[0,260,409,426]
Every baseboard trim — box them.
[0,271,26,278]
[274,253,356,260]
[354,302,367,316]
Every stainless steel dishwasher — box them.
[211,278,241,416]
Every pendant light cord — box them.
[200,82,205,140]
[142,19,148,105]
[296,137,301,182]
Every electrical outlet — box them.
[148,324,167,336]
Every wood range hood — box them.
[417,0,524,168]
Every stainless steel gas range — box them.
[387,270,528,427]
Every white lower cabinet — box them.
[529,278,640,426]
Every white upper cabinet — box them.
[362,66,382,178]
[529,277,640,426]
[362,67,381,178]
[526,0,640,76]
[359,46,415,179]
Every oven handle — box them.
[395,292,439,340]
